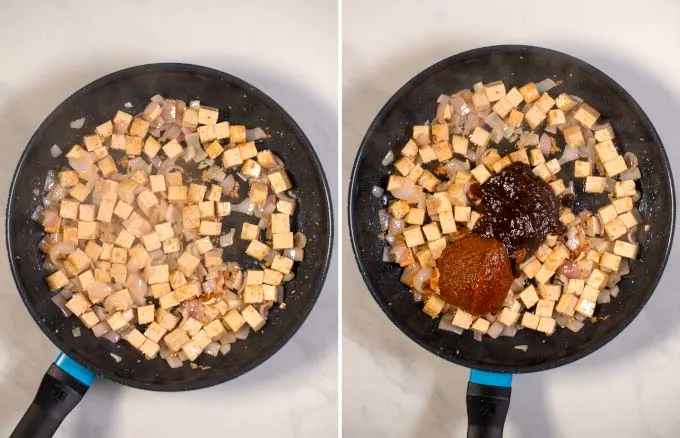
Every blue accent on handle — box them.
[469,369,512,387]
[54,353,95,387]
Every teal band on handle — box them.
[54,353,95,386]
[469,369,512,387]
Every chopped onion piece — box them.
[381,150,394,166]
[110,353,122,363]
[51,295,72,317]
[219,229,235,247]
[72,327,81,338]
[50,145,63,158]
[536,78,559,93]
[246,127,268,141]
[372,185,384,198]
[70,117,85,129]
[514,345,528,351]
[204,342,220,357]
[566,319,585,333]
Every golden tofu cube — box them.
[432,192,451,213]
[505,87,523,107]
[180,317,203,336]
[69,183,92,203]
[471,164,492,184]
[521,257,542,279]
[587,268,608,290]
[106,311,129,331]
[256,150,279,170]
[268,169,293,193]
[167,185,188,203]
[562,125,584,148]
[62,227,77,244]
[416,249,435,267]
[144,322,167,343]
[84,241,102,262]
[439,211,457,234]
[242,305,266,331]
[534,264,555,284]
[505,109,524,128]
[182,108,198,129]
[249,182,269,205]
[146,176,165,195]
[621,209,640,228]
[394,156,415,176]
[525,105,547,129]
[547,109,566,126]
[595,125,615,142]
[246,240,270,260]
[519,82,540,103]
[187,183,207,204]
[197,124,217,143]
[136,190,158,217]
[454,206,471,222]
[80,311,99,329]
[136,304,155,325]
[129,118,149,138]
[472,92,490,111]
[600,252,622,272]
[271,255,293,274]
[203,250,222,268]
[532,163,552,182]
[615,180,636,198]
[66,249,91,276]
[77,221,98,240]
[223,147,243,168]
[244,285,264,304]
[431,124,449,143]
[276,199,294,216]
[598,204,618,225]
[613,197,633,214]
[401,139,418,160]
[161,139,182,160]
[556,293,578,317]
[492,97,514,118]
[484,81,506,102]
[214,121,230,140]
[402,225,425,247]
[575,297,596,317]
[584,176,606,193]
[198,106,219,125]
[60,199,79,220]
[58,170,79,188]
[150,283,170,299]
[405,208,425,225]
[155,308,180,331]
[412,125,430,144]
[272,232,294,249]
[110,134,125,150]
[113,110,133,131]
[451,135,468,155]
[521,312,540,330]
[204,140,224,160]
[204,319,226,340]
[535,93,555,113]
[491,156,511,174]
[519,285,539,309]
[555,93,577,111]
[177,252,201,276]
[566,279,585,296]
[154,222,174,242]
[230,125,247,143]
[271,213,290,234]
[242,159,262,178]
[164,329,190,352]
[264,269,283,286]
[407,165,425,183]
[422,295,445,318]
[148,264,169,284]
[538,283,561,301]
[418,171,440,193]
[595,140,618,163]
[498,308,520,326]
[574,161,592,178]
[528,148,545,167]
[614,240,639,259]
[537,317,556,335]
[111,247,127,264]
[605,218,627,240]
[95,120,113,138]
[573,103,600,128]
[471,318,491,334]
[603,155,627,177]
[470,127,491,147]
[46,270,69,291]
[421,222,442,242]
[549,179,565,196]
[509,149,529,165]
[125,135,143,156]
[246,270,264,285]
[241,222,260,241]
[115,229,136,249]
[78,204,96,222]
[163,237,181,254]
[428,237,447,259]
[418,146,437,163]
[535,299,555,317]
[65,294,91,316]
[198,201,215,219]
[140,339,160,359]
[110,263,127,284]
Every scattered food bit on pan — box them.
[378,79,643,340]
[35,95,306,368]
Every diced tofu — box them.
[402,225,425,248]
[125,135,143,156]
[268,169,293,193]
[519,285,539,309]
[216,202,231,217]
[197,106,218,125]
[401,139,418,160]
[69,183,92,203]
[242,159,262,178]
[162,237,181,254]
[418,171,440,193]
[525,105,546,129]
[165,171,183,187]
[449,136,468,157]
[144,322,167,344]
[555,293,578,317]
[58,170,79,188]
[80,311,99,329]
[612,197,633,214]
[587,268,608,290]
[454,206,471,222]
[438,211,456,234]
[498,308,520,326]
[433,142,452,162]
[249,182,269,206]
[167,185,188,203]
[164,329,190,352]
[227,125,246,143]
[199,220,222,236]
[529,148,545,167]
[46,270,69,290]
[546,158,561,175]
[521,257,542,279]
[241,305,266,331]
[65,249,91,276]
[471,318,491,334]
[505,108,525,130]
[139,338,160,359]
[600,252,622,272]
[547,109,566,127]
[534,264,555,285]
[223,309,247,332]
[243,285,264,304]
[492,156,512,174]
[521,312,540,330]
[270,213,290,234]
[77,221,98,240]
[471,164,492,184]
[122,328,146,350]
[532,163,552,182]
[484,81,506,102]
[155,309,180,331]
[192,236,213,255]
[428,237,447,259]
[615,180,636,198]
[416,249,435,267]
[405,207,425,225]
[196,201,213,219]
[431,124,449,143]
[272,232,294,249]
[84,241,102,261]
[264,269,283,286]
[519,82,540,103]
[538,283,561,301]
[417,146,437,163]
[176,252,200,276]
[584,176,606,193]
[575,297,596,317]
[95,120,113,138]
[535,299,555,317]
[246,240,270,261]
[114,229,135,249]
[573,103,600,128]
[205,185,222,202]
[65,294,91,317]
[574,161,592,178]
[566,279,585,296]
[537,317,556,335]
[562,125,585,147]
[148,264,169,285]
[509,149,529,165]
[604,218,627,240]
[256,149,278,168]
[452,308,475,329]
[598,204,618,225]
[535,93,555,113]
[389,200,410,218]
[553,93,576,111]
[421,222,441,242]
[603,155,627,177]
[470,127,490,147]
[203,319,227,341]
[241,223,260,241]
[223,147,243,168]
[595,140,618,163]
[203,250,222,268]
[59,199,79,220]
[472,92,491,111]
[271,255,293,274]
[492,97,514,118]
[614,240,639,259]
[133,304,155,325]
[549,179,565,196]
[180,317,203,337]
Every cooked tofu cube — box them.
[452,308,475,329]
[454,206,471,222]
[238,159,262,179]
[535,93,555,113]
[127,118,149,138]
[167,185,188,203]
[245,270,264,286]
[600,252,622,272]
[520,312,540,330]
[141,137,161,160]
[162,237,180,254]
[470,127,491,147]
[505,109,524,128]
[243,285,264,304]
[472,92,491,111]
[612,197,633,214]
[416,249,435,267]
[203,140,224,160]
[77,203,96,222]
[216,201,231,217]
[197,106,219,125]
[555,293,578,317]
[604,155,627,177]
[59,199,79,220]
[238,222,260,241]
[272,231,294,249]
[519,285,539,309]
[203,249,222,268]
[195,201,213,219]
[438,211,457,234]
[95,120,113,138]
[246,239,271,261]
[148,264,169,285]
[566,279,585,296]
[526,149,544,167]
[181,108,199,129]
[69,183,92,203]
[211,121,230,140]
[535,299,555,317]
[405,207,425,225]
[549,179,565,196]
[270,213,290,234]
[553,93,576,111]
[222,147,243,168]
[65,249,91,276]
[532,163,552,182]
[525,105,546,129]
[433,142,453,162]
[176,252,200,276]
[140,339,160,359]
[114,229,135,249]
[534,264,555,284]
[389,199,410,219]
[77,221,98,240]
[65,293,91,317]
[573,103,600,128]
[80,311,99,329]
[585,176,606,193]
[614,240,639,259]
[509,149,529,165]
[421,223,441,242]
[197,124,217,144]
[270,255,293,275]
[619,211,640,229]
[134,304,155,325]
[547,109,566,127]
[595,140,618,163]
[255,150,278,169]
[186,183,206,204]
[417,170,439,193]
[605,218,627,240]
[575,297,596,317]
[204,319,227,341]
[144,322,167,344]
[615,180,636,198]
[110,263,127,284]
[471,164,492,184]
[492,97,514,118]
[402,225,425,248]
[537,317,556,335]
[162,139,183,160]
[538,283,562,301]
[46,270,69,291]
[500,86,521,107]
[492,156,512,174]
[562,125,585,148]
[400,139,419,160]
[180,317,203,336]
[125,135,143,156]
[164,329,190,352]
[249,182,269,206]
[598,205,618,225]
[240,305,266,331]
[574,161,592,178]
[62,227,77,244]
[498,308,520,326]
[484,81,506,102]
[165,171,183,187]
[415,146,435,164]
[427,237,447,259]
[268,169,293,193]
[587,268,608,290]
[137,190,158,218]
[223,309,247,332]
[469,318,490,334]
[84,242,102,262]
[153,223,173,242]
[145,176,165,195]
[58,170,80,188]
[264,269,283,286]
[519,82,540,103]
[415,293,443,319]
[155,309,180,331]
[431,124,449,143]
[433,192,452,213]
[229,125,247,143]
[113,110,133,131]
[521,257,542,279]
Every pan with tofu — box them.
[6,63,332,436]
[349,45,674,437]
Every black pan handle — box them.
[11,353,95,438]
[466,369,512,438]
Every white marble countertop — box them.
[342,1,680,437]
[0,1,338,437]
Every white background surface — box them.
[342,1,680,437]
[0,1,338,437]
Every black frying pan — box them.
[6,63,333,437]
[348,45,675,436]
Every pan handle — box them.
[11,353,95,438]
[466,369,512,438]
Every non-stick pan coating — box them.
[6,63,333,390]
[349,45,674,373]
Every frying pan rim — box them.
[348,44,675,373]
[6,62,334,391]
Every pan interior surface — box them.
[349,45,674,373]
[7,64,333,390]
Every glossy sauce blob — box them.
[473,162,564,266]
[437,234,514,315]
